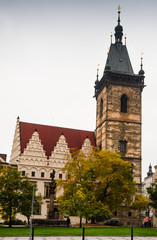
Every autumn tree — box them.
[132,195,151,211]
[19,181,42,224]
[0,167,42,227]
[57,148,136,226]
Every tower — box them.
[94,7,145,225]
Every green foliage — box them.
[19,181,43,224]
[0,168,24,227]
[147,182,157,209]
[57,148,136,222]
[0,167,42,227]
[132,195,151,211]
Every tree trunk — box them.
[27,216,30,225]
[91,218,95,224]
[9,214,12,228]
[79,216,82,228]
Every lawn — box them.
[0,226,157,237]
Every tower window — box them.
[100,98,103,117]
[120,141,127,153]
[41,172,45,178]
[121,94,128,113]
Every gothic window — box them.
[100,98,103,118]
[121,94,128,113]
[120,141,127,154]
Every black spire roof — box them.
[147,164,153,177]
[104,6,134,75]
[94,7,145,98]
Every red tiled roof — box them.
[0,154,7,162]
[20,122,95,158]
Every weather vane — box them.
[118,5,121,13]
[141,52,144,60]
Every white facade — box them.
[10,117,93,222]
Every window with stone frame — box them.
[120,141,127,154]
[41,172,45,178]
[31,171,35,177]
[59,173,62,179]
[44,182,50,198]
[121,94,128,113]
[128,212,132,217]
[100,98,103,118]
[21,171,26,176]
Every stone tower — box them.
[94,7,145,225]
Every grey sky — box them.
[0,0,157,179]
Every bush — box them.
[4,219,26,225]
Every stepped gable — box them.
[20,121,95,158]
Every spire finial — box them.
[118,5,121,13]
[118,5,121,24]
[139,52,145,75]
[95,64,100,85]
[114,5,123,43]
[125,34,127,45]
[110,32,113,43]
[96,64,99,81]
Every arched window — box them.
[121,94,128,113]
[100,98,103,118]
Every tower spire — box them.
[139,53,145,75]
[114,5,123,43]
[95,64,99,85]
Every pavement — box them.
[0,237,157,240]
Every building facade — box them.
[10,118,95,221]
[142,164,154,227]
[10,8,145,226]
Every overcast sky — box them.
[0,0,157,180]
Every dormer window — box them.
[121,94,128,113]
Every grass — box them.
[0,226,157,237]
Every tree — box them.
[57,148,136,226]
[0,167,42,227]
[19,181,43,224]
[0,168,24,227]
[147,183,157,209]
[132,195,151,211]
